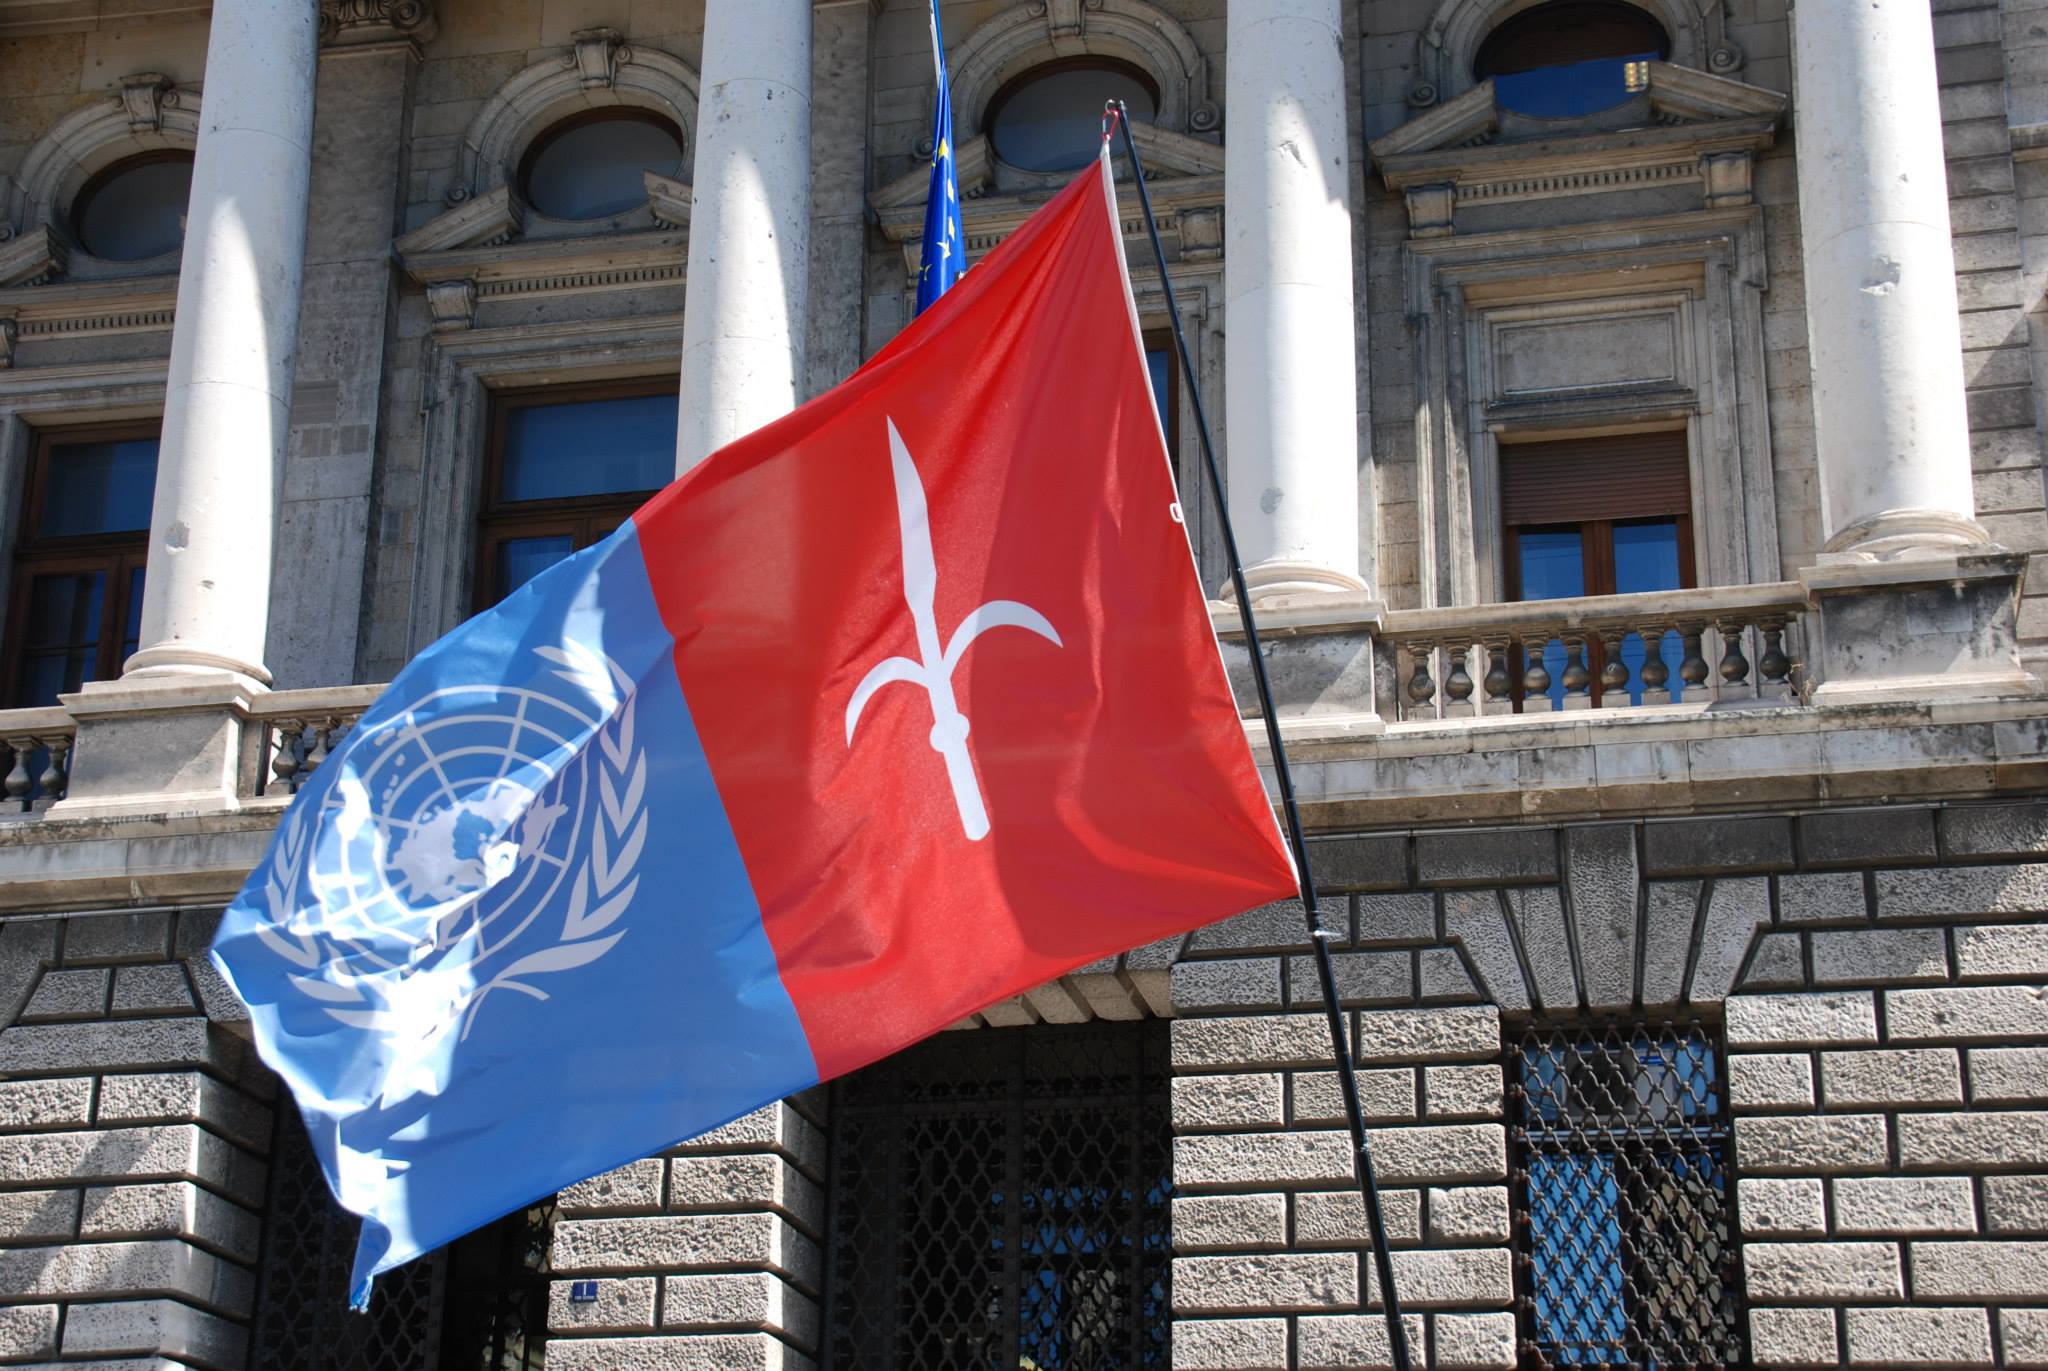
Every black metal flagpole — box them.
[1107,102,1414,1371]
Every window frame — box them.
[982,56,1162,173]
[68,149,195,262]
[2,419,159,707]
[471,376,678,611]
[513,107,684,223]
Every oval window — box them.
[519,110,685,221]
[1474,1,1670,118]
[72,152,193,262]
[986,61,1159,173]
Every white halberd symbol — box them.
[845,417,1062,841]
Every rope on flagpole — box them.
[1107,99,1417,1371]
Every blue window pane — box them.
[1528,1152,1628,1363]
[1614,519,1683,704]
[121,565,145,664]
[499,394,675,503]
[39,439,158,537]
[19,571,107,706]
[1145,348,1171,441]
[990,66,1157,173]
[1518,529,1583,711]
[495,536,576,598]
[1494,52,1653,118]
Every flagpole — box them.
[1107,102,1415,1371]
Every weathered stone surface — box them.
[1417,947,1479,1001]
[1171,1253,1357,1312]
[1286,951,1410,1008]
[1426,1185,1510,1244]
[1171,1194,1287,1252]
[544,1333,803,1370]
[1640,880,1701,1007]
[96,1072,271,1153]
[1174,1132,1353,1190]
[1415,829,1555,886]
[1296,1313,1428,1369]
[1821,1047,1963,1107]
[547,1275,657,1334]
[1432,1311,1516,1369]
[1293,1188,1423,1248]
[79,1181,261,1264]
[1173,1073,1285,1131]
[1842,1306,1991,1366]
[0,1077,92,1131]
[1897,1111,2048,1170]
[667,1156,822,1237]
[1422,1064,1501,1119]
[1939,802,2048,858]
[62,1297,247,1366]
[1189,901,1314,954]
[1743,1240,1903,1300]
[1441,892,1528,1011]
[662,1272,817,1347]
[1644,817,1793,875]
[0,1303,56,1360]
[0,1238,253,1315]
[1886,985,2048,1041]
[1565,825,1637,1009]
[1692,878,1774,1002]
[1367,1124,1506,1184]
[550,1214,818,1288]
[0,1019,232,1076]
[1292,1069,1417,1125]
[1876,863,2048,918]
[1740,932,1806,990]
[1985,1175,2048,1234]
[1910,1240,2048,1300]
[0,1126,262,1206]
[1737,1178,1826,1236]
[1729,1053,1816,1111]
[560,1159,665,1216]
[1809,928,1949,985]
[0,1189,77,1241]
[1312,834,1410,893]
[1503,888,1575,1012]
[1955,922,2048,979]
[22,967,108,1021]
[1170,1316,1288,1370]
[111,964,197,1016]
[1832,1176,1978,1236]
[1379,1249,1513,1308]
[1175,957,1287,1012]
[1357,893,1436,945]
[1353,1006,1500,1063]
[670,1102,824,1176]
[1172,1016,1334,1070]
[1779,871,1870,924]
[1749,1306,1838,1367]
[1736,1114,1890,1174]
[64,913,173,964]
[1800,808,1937,866]
[2005,1309,2048,1368]
[1726,991,1879,1047]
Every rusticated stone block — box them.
[1692,878,1773,1002]
[1801,808,1937,867]
[1174,1132,1353,1191]
[1821,1048,1963,1107]
[1293,1188,1422,1248]
[0,1019,234,1077]
[1426,1185,1510,1244]
[0,1303,56,1360]
[1897,1111,2048,1170]
[1737,1178,1826,1236]
[1644,816,1792,875]
[1296,1313,1427,1369]
[1433,1311,1516,1369]
[96,1071,271,1153]
[1778,872,1870,925]
[22,968,108,1021]
[1292,1068,1417,1124]
[1171,1253,1357,1313]
[1378,1248,1514,1308]
[0,1238,253,1315]
[667,1156,823,1237]
[1175,958,1286,1012]
[1415,829,1555,886]
[1843,1306,1990,1366]
[1832,1176,1977,1236]
[1876,864,2048,919]
[1357,893,1436,945]
[1189,901,1316,954]
[1286,951,1411,1008]
[0,1189,77,1241]
[1367,1124,1507,1185]
[111,964,197,1016]
[663,1272,818,1348]
[80,1181,261,1264]
[1735,1114,1889,1174]
[0,1076,92,1131]
[1172,1194,1286,1252]
[64,913,172,964]
[550,1214,819,1289]
[1955,923,2048,979]
[1170,1316,1287,1370]
[1743,1240,1902,1300]
[1172,1015,1335,1071]
[0,1125,263,1206]
[1729,1054,1815,1112]
[1910,1240,2048,1300]
[1887,985,2048,1041]
[543,1332,807,1370]
[547,1275,658,1334]
[1174,1073,1285,1132]
[1353,1006,1499,1063]
[1749,1306,1838,1367]
[560,1159,665,1216]
[2005,1309,2048,1368]
[1968,1046,2048,1103]
[1312,834,1410,893]
[1939,802,2048,858]
[1809,928,1948,985]
[1422,1064,1502,1119]
[670,1102,824,1176]
[1726,992,1878,1047]
[1985,1175,2048,1233]
[61,1297,247,1366]
[1566,824,1639,1009]
[1740,933,1805,991]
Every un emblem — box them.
[256,642,645,1107]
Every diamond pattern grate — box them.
[825,1020,1172,1370]
[1508,1021,1744,1368]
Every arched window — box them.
[517,109,685,221]
[985,59,1158,173]
[70,151,193,261]
[1474,1,1669,117]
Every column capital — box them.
[320,0,437,49]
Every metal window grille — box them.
[824,1020,1172,1371]
[1507,1020,1744,1368]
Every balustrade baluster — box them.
[1560,634,1592,709]
[37,736,70,806]
[302,718,336,784]
[1482,638,1512,714]
[1445,644,1475,717]
[1405,642,1437,719]
[1640,625,1672,703]
[1598,630,1631,707]
[3,740,32,812]
[1717,619,1752,689]
[271,721,305,795]
[1759,618,1792,695]
[1522,632,1553,708]
[1678,623,1709,699]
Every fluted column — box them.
[1223,0,1369,603]
[123,0,320,685]
[1793,0,1987,559]
[675,0,812,473]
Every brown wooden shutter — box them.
[1499,430,1691,526]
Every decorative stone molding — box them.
[318,0,437,48]
[1412,0,1738,107]
[425,279,476,332]
[948,0,1215,141]
[448,39,699,207]
[0,319,14,369]
[393,184,523,254]
[645,171,692,230]
[6,73,201,242]
[398,229,688,317]
[0,228,67,288]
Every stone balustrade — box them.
[246,685,383,798]
[1378,583,1811,724]
[0,707,75,812]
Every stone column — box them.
[124,0,320,684]
[1792,0,1984,559]
[675,0,812,473]
[1223,0,1369,603]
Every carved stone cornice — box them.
[319,0,436,48]
[397,229,689,329]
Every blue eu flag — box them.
[916,0,965,314]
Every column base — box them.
[1224,558,1370,608]
[122,642,272,691]
[1799,549,2044,706]
[1212,598,1387,734]
[1820,507,1991,563]
[46,671,265,820]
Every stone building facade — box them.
[0,0,2045,1367]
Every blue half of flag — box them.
[915,0,965,314]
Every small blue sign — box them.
[569,1280,600,1304]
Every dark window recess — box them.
[1473,1,1669,118]
[826,1020,1173,1371]
[439,1200,556,1370]
[1142,328,1178,458]
[474,379,678,609]
[1508,1021,1744,1368]
[71,151,194,261]
[250,1109,445,1371]
[986,59,1158,173]
[1501,431,1695,708]
[518,109,684,221]
[4,424,158,709]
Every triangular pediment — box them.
[1371,62,1786,162]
